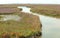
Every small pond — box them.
[18,6,60,38]
[0,15,21,21]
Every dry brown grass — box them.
[30,4,60,18]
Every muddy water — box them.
[18,6,60,38]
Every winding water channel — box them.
[18,6,60,38]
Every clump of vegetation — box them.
[0,16,2,20]
[0,16,4,20]
[0,16,2,18]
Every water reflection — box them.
[0,15,21,21]
[40,15,60,38]
[18,6,31,13]
[17,6,60,38]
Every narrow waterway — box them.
[18,6,60,38]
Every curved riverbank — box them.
[19,6,60,38]
[30,8,60,18]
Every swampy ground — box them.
[0,4,60,38]
[0,12,41,38]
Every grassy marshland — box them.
[0,12,41,38]
[31,8,60,18]
[30,5,60,18]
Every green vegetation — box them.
[0,12,41,38]
[0,16,3,18]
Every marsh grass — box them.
[0,12,41,37]
[30,7,60,18]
